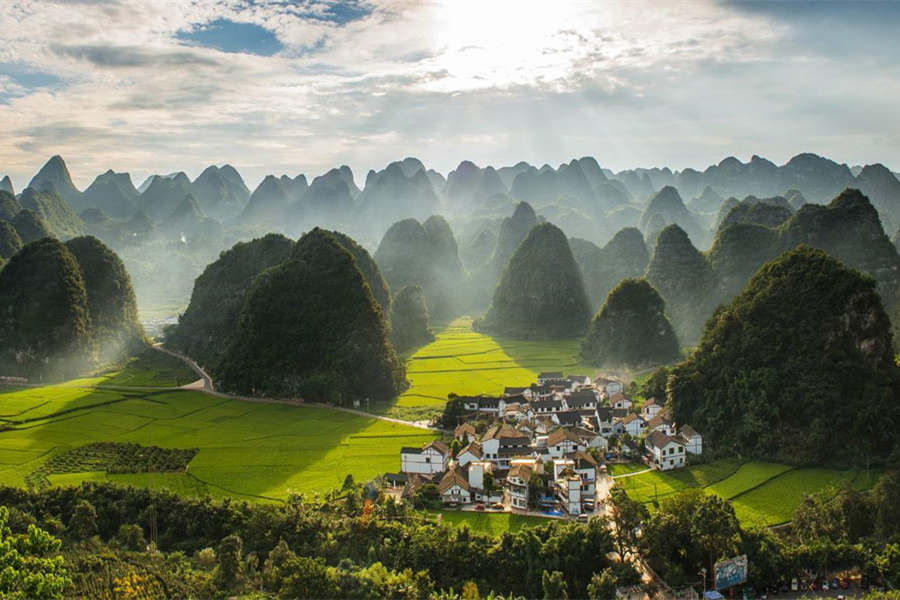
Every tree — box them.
[342,473,355,490]
[542,570,568,600]
[587,569,617,600]
[69,499,97,540]
[216,534,243,587]
[0,506,71,599]
[413,483,441,510]
[450,438,462,458]
[461,580,481,599]
[610,487,648,563]
[115,523,146,551]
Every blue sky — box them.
[1,0,899,190]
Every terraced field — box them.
[0,354,435,501]
[381,317,588,421]
[615,458,881,527]
[433,511,548,534]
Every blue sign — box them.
[715,555,748,590]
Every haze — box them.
[2,0,899,190]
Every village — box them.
[386,373,703,519]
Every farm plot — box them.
[614,459,741,504]
[384,317,587,421]
[434,511,548,535]
[0,363,435,501]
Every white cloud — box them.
[0,0,897,191]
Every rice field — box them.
[0,355,435,502]
[616,458,881,527]
[382,317,589,420]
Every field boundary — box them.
[717,465,800,502]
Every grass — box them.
[96,348,198,388]
[609,462,649,476]
[432,510,548,534]
[379,317,590,421]
[617,458,882,527]
[0,355,435,502]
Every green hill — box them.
[0,221,23,260]
[573,226,649,310]
[477,222,591,339]
[580,278,679,368]
[329,230,391,319]
[668,245,900,466]
[166,233,295,372]
[11,209,54,244]
[644,224,721,344]
[217,228,405,401]
[0,238,94,378]
[374,216,464,321]
[64,236,145,363]
[391,285,435,352]
[18,188,83,239]
[0,190,21,221]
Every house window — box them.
[425,457,430,463]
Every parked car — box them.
[474,504,485,511]
[790,578,798,591]
[490,502,504,510]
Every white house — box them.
[544,428,586,458]
[641,399,662,420]
[401,441,449,475]
[572,451,598,496]
[456,441,483,467]
[454,422,477,444]
[566,374,592,390]
[609,392,633,410]
[595,376,624,397]
[461,395,504,415]
[438,467,472,504]
[647,413,677,437]
[619,413,646,437]
[557,474,583,515]
[565,389,598,411]
[468,461,502,504]
[537,372,566,386]
[645,431,686,471]
[529,398,563,415]
[505,458,538,510]
[679,425,703,455]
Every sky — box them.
[1,0,899,191]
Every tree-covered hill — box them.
[477,222,591,339]
[0,238,94,378]
[64,236,145,362]
[580,278,680,368]
[18,187,84,239]
[572,227,649,310]
[10,209,54,244]
[374,216,464,321]
[0,190,21,221]
[668,245,900,466]
[391,284,435,352]
[166,233,296,372]
[217,228,405,401]
[0,221,23,260]
[644,224,721,344]
[82,170,140,220]
[329,230,391,319]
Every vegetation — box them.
[11,208,53,244]
[17,187,83,239]
[0,483,622,599]
[391,284,435,352]
[217,228,405,401]
[668,245,900,465]
[166,233,294,372]
[0,238,94,378]
[478,222,591,339]
[571,227,649,311]
[0,219,23,259]
[580,278,680,368]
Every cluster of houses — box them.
[388,373,703,514]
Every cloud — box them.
[52,44,220,67]
[0,0,897,191]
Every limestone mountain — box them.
[477,222,591,339]
[572,227,650,310]
[580,278,680,368]
[446,161,508,209]
[217,228,405,401]
[459,226,498,271]
[138,172,193,221]
[785,189,808,211]
[510,162,601,218]
[82,170,140,219]
[357,163,439,232]
[391,285,435,353]
[640,186,706,249]
[688,186,724,215]
[0,221,23,260]
[717,197,793,232]
[280,174,308,203]
[486,201,539,282]
[644,224,721,344]
[496,161,532,188]
[0,190,21,221]
[707,223,781,301]
[64,236,144,362]
[374,215,465,320]
[0,238,93,378]
[301,168,355,223]
[0,176,14,195]
[166,233,296,372]
[191,165,250,221]
[27,155,83,210]
[329,230,391,319]
[241,175,294,228]
[162,195,224,243]
[11,210,54,244]
[778,188,900,309]
[18,188,83,239]
[668,245,900,465]
[853,164,900,233]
